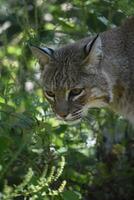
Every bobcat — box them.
[31,17,134,124]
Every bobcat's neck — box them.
[100,17,134,124]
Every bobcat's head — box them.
[31,35,112,123]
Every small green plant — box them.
[1,157,66,200]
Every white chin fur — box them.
[56,114,82,124]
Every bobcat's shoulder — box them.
[100,17,134,123]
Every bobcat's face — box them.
[31,35,112,123]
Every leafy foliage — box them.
[0,0,134,200]
[2,157,66,199]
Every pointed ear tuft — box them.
[41,47,54,56]
[83,35,103,65]
[30,45,54,67]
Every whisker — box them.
[71,114,82,120]
[84,113,95,123]
[73,110,82,115]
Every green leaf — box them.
[62,191,81,200]
[0,136,12,153]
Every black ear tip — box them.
[47,47,54,54]
[84,34,99,55]
[29,44,54,57]
[39,47,54,56]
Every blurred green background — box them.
[0,0,134,199]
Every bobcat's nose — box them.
[57,111,68,118]
[55,101,69,119]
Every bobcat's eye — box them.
[45,91,55,98]
[70,88,83,97]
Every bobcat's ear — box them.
[83,35,103,65]
[30,45,54,67]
